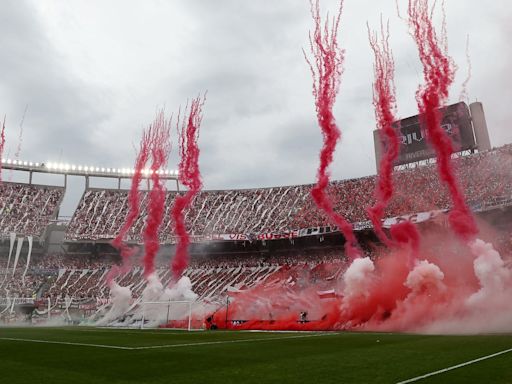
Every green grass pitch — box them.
[0,327,511,383]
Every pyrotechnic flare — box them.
[366,21,420,255]
[459,35,471,103]
[171,94,206,279]
[304,0,360,259]
[108,125,153,284]
[15,104,27,160]
[0,116,5,182]
[407,0,478,240]
[143,112,172,278]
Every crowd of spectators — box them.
[0,182,64,238]
[0,246,352,304]
[66,144,512,242]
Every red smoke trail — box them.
[459,35,471,102]
[171,95,205,279]
[366,21,399,247]
[304,0,360,259]
[15,104,28,160]
[408,0,478,240]
[0,116,5,183]
[366,22,421,257]
[108,127,153,284]
[142,112,172,278]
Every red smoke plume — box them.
[366,21,420,259]
[171,95,206,279]
[408,0,478,240]
[210,231,511,333]
[459,35,471,102]
[143,112,172,278]
[109,124,153,284]
[304,0,360,259]
[0,116,5,183]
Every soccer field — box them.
[0,327,511,383]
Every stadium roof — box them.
[1,157,179,180]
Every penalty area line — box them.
[396,347,512,383]
[0,337,134,350]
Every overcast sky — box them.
[1,0,511,216]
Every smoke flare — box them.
[15,104,28,160]
[366,21,420,256]
[304,0,360,259]
[171,94,206,279]
[459,35,471,102]
[108,124,153,284]
[0,116,5,182]
[143,112,172,278]
[408,0,478,240]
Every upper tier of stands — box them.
[65,144,512,243]
[0,182,64,238]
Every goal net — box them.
[140,300,199,330]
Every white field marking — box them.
[133,332,334,350]
[0,331,338,351]
[243,330,319,333]
[396,347,512,384]
[0,337,134,350]
[74,329,194,336]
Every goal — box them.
[140,300,197,330]
[0,297,50,322]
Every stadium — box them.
[1,1,512,383]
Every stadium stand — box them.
[1,144,512,320]
[0,247,350,308]
[65,144,512,243]
[0,182,64,238]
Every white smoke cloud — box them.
[467,239,511,309]
[95,281,132,326]
[405,260,446,295]
[419,239,512,334]
[342,257,375,303]
[162,276,198,302]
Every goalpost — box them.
[140,300,195,330]
[0,297,50,321]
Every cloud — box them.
[0,0,111,165]
[1,0,511,216]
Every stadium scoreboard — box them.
[373,101,491,169]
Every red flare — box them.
[366,21,421,255]
[143,112,172,278]
[304,0,360,259]
[459,35,471,102]
[109,122,153,284]
[171,94,206,279]
[408,0,478,241]
[0,116,5,183]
